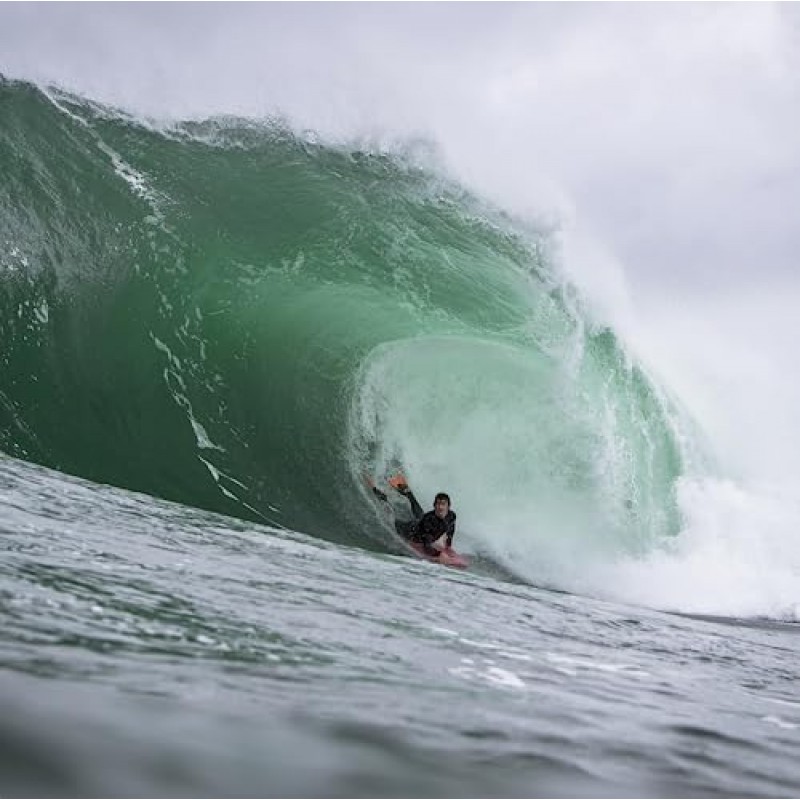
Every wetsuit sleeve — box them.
[404,490,425,521]
[446,512,456,548]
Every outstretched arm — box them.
[371,486,388,503]
[400,489,425,521]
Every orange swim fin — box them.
[388,472,409,492]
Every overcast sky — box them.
[2,3,800,311]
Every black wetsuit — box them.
[394,490,456,558]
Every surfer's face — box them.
[434,497,449,518]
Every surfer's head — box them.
[433,492,451,518]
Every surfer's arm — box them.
[446,514,456,548]
[419,540,442,558]
[371,486,388,503]
[401,489,425,521]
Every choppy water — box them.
[2,455,799,798]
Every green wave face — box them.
[0,79,685,575]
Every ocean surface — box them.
[1,77,799,797]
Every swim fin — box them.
[388,473,409,493]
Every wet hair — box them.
[434,492,451,506]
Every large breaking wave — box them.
[12,77,792,616]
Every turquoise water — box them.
[0,79,684,571]
[1,78,798,797]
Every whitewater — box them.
[1,74,799,797]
